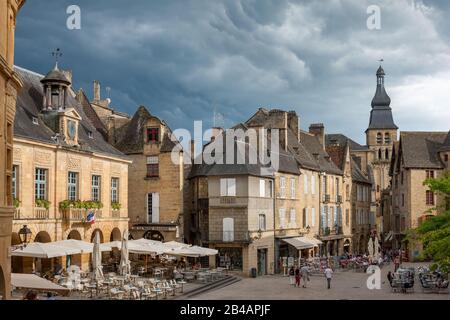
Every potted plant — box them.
[111,202,121,210]
[35,199,51,210]
[13,198,21,208]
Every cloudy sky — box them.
[15,0,450,144]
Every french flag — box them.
[86,211,95,224]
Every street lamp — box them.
[18,225,32,247]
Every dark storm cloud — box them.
[15,0,450,144]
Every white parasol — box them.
[91,231,104,282]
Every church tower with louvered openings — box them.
[365,65,398,224]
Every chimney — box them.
[309,123,325,150]
[287,111,300,141]
[93,80,101,102]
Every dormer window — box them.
[146,127,159,144]
[32,117,39,125]
[88,131,93,139]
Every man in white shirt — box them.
[324,265,333,289]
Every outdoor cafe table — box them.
[85,283,97,298]
[151,287,163,300]
[178,280,187,293]
[130,275,140,283]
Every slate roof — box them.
[41,65,71,85]
[188,128,277,179]
[367,67,398,130]
[77,89,108,140]
[326,134,369,151]
[300,131,342,175]
[439,131,450,152]
[351,157,371,184]
[399,132,447,169]
[114,106,178,154]
[14,66,127,159]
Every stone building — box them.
[11,63,130,273]
[188,128,275,276]
[0,0,25,300]
[387,131,449,259]
[326,134,373,255]
[92,104,185,242]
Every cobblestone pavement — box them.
[191,263,450,300]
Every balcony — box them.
[207,230,250,243]
[112,210,121,219]
[336,195,342,204]
[12,207,50,220]
[61,208,102,222]
[322,194,330,203]
[319,227,331,236]
[209,197,248,208]
[332,226,343,235]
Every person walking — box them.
[324,265,333,289]
[289,266,295,286]
[394,255,400,272]
[294,267,301,287]
[300,265,310,288]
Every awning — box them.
[281,237,316,250]
[11,242,79,258]
[52,239,111,254]
[11,273,70,296]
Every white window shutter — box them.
[304,175,308,194]
[279,209,285,229]
[220,179,227,196]
[228,178,236,196]
[223,218,234,242]
[311,208,316,227]
[290,178,295,199]
[311,175,315,195]
[290,209,296,227]
[304,207,308,227]
[260,179,265,197]
[152,193,160,223]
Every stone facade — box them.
[94,105,185,242]
[0,0,25,300]
[388,131,449,259]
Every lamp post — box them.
[17,224,32,249]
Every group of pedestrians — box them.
[289,264,335,289]
[288,265,311,288]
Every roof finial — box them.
[52,48,63,70]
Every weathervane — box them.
[378,58,384,65]
[52,48,63,68]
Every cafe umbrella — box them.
[92,231,104,282]
[119,230,131,278]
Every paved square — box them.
[190,263,450,300]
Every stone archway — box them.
[90,229,104,243]
[34,231,51,243]
[110,228,121,241]
[67,230,82,240]
[0,265,6,300]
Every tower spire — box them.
[52,48,62,70]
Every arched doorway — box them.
[34,231,51,243]
[90,229,104,243]
[0,266,5,300]
[11,233,22,273]
[67,230,82,240]
[67,230,83,268]
[110,228,121,241]
[34,231,52,274]
[143,230,164,242]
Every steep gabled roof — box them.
[439,130,450,152]
[326,134,369,151]
[300,131,342,175]
[77,89,108,140]
[399,132,447,169]
[114,105,178,154]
